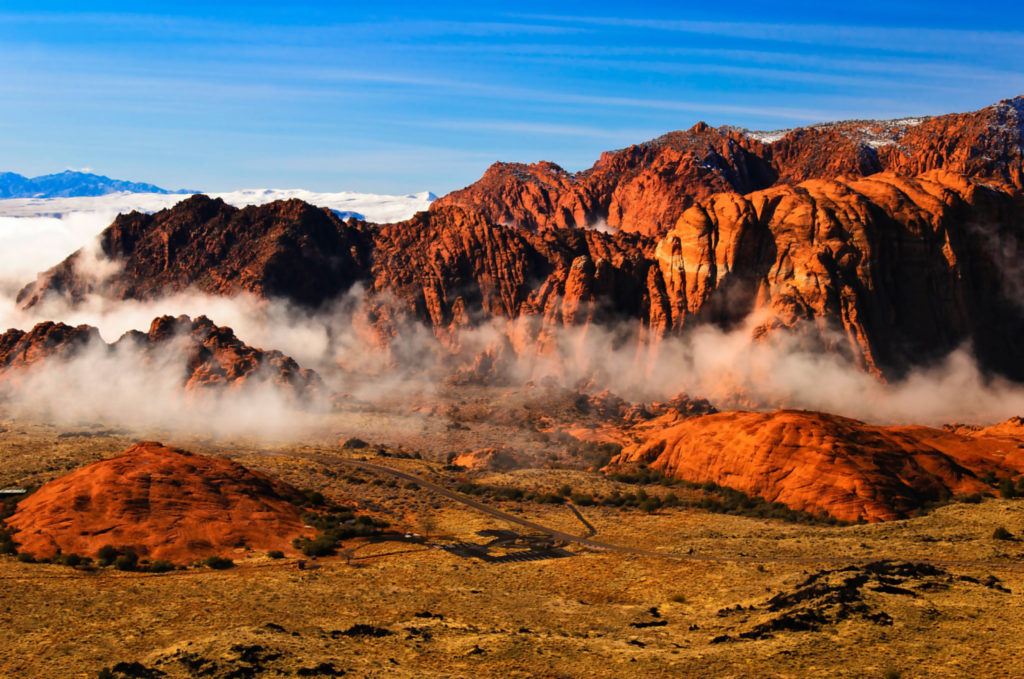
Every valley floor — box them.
[2,418,1023,678]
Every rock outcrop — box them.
[0,321,102,373]
[452,448,518,471]
[612,410,1024,522]
[0,315,321,396]
[5,442,310,561]
[16,195,370,309]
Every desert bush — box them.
[640,496,663,513]
[0,539,16,555]
[16,552,34,563]
[302,490,326,507]
[114,552,139,571]
[570,492,595,506]
[203,556,234,570]
[669,592,687,604]
[608,467,669,486]
[999,479,1016,498]
[96,545,119,566]
[267,550,285,559]
[992,526,1013,541]
[529,492,565,504]
[490,486,524,501]
[145,560,174,573]
[59,553,83,567]
[294,535,336,557]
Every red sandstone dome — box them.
[612,410,1024,522]
[6,442,312,562]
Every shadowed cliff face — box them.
[15,195,371,309]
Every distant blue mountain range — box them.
[0,171,187,199]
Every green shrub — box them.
[302,490,326,506]
[0,540,16,555]
[114,552,139,571]
[16,552,34,563]
[267,550,285,559]
[993,526,1013,541]
[59,553,83,567]
[96,545,118,566]
[999,479,1019,499]
[147,560,176,573]
[294,535,336,557]
[640,496,663,513]
[203,556,234,570]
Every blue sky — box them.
[2,1,1023,194]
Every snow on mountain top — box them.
[0,170,181,199]
[737,115,929,148]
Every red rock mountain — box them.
[612,410,1024,522]
[0,315,321,396]
[434,96,1024,235]
[15,97,1024,380]
[17,196,370,309]
[5,442,310,562]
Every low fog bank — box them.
[3,280,1024,430]
[0,212,121,286]
[0,317,332,440]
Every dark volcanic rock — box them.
[721,561,998,642]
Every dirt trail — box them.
[323,456,1024,573]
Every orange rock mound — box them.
[6,442,310,562]
[613,410,1024,522]
[452,447,518,471]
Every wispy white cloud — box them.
[514,14,1024,54]
[403,118,659,141]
